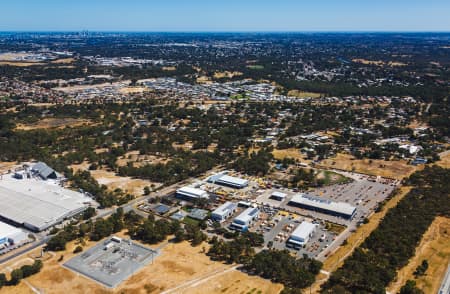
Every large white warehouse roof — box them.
[289,193,356,218]
[0,175,91,231]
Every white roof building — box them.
[0,222,27,245]
[288,221,316,245]
[176,186,209,200]
[211,201,237,222]
[0,175,91,231]
[232,207,259,228]
[208,172,249,189]
[270,191,287,200]
[288,193,356,220]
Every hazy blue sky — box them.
[1,0,449,32]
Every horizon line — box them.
[1,30,450,34]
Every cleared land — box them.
[213,71,243,79]
[287,90,322,98]
[387,217,450,294]
[70,163,161,196]
[272,148,311,163]
[15,118,94,130]
[437,150,450,168]
[0,238,281,294]
[320,153,416,179]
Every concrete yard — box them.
[64,237,158,288]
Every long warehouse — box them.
[0,174,91,231]
[208,173,248,189]
[288,193,356,220]
[176,186,209,201]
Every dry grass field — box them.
[0,62,46,67]
[272,148,311,163]
[0,239,281,294]
[437,150,450,168]
[119,86,148,94]
[15,118,93,130]
[387,217,450,294]
[287,89,322,98]
[70,163,162,196]
[320,153,416,179]
[50,58,75,64]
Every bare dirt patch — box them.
[272,148,311,163]
[115,151,170,168]
[387,217,450,294]
[287,90,322,98]
[70,164,161,196]
[50,58,75,64]
[15,118,94,130]
[320,153,416,179]
[182,269,283,294]
[213,71,243,79]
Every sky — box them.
[1,0,449,32]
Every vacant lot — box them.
[213,71,243,79]
[15,118,94,130]
[272,148,311,163]
[70,163,161,196]
[320,153,416,179]
[387,217,450,294]
[287,89,322,98]
[1,238,281,294]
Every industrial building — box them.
[288,193,356,220]
[208,173,248,189]
[0,221,28,247]
[176,186,209,201]
[230,207,259,231]
[0,174,91,231]
[269,191,287,201]
[287,221,316,249]
[31,162,58,180]
[211,201,237,222]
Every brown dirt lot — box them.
[437,151,450,168]
[287,90,322,98]
[182,269,283,294]
[15,118,94,130]
[115,151,170,168]
[320,153,416,180]
[272,148,311,163]
[387,217,450,294]
[70,163,162,196]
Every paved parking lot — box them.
[259,214,336,258]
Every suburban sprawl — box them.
[0,32,448,294]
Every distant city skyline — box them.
[1,0,450,32]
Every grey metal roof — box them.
[32,162,56,179]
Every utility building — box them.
[211,201,237,222]
[31,162,58,180]
[269,191,287,201]
[288,193,356,220]
[0,222,28,246]
[230,207,259,231]
[287,221,316,249]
